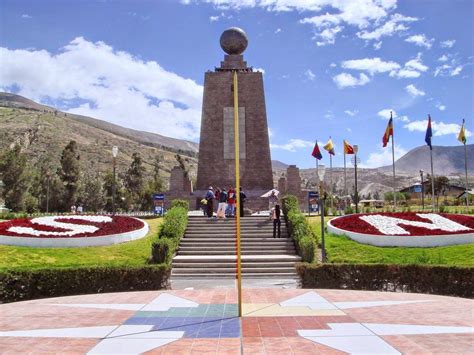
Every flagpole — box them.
[330,153,333,212]
[430,147,435,211]
[391,112,396,211]
[464,141,469,206]
[344,149,347,196]
[233,71,242,318]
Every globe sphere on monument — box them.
[220,27,248,55]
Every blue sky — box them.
[0,0,472,169]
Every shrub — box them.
[298,235,316,263]
[282,194,318,263]
[344,206,354,215]
[159,207,188,240]
[151,238,177,264]
[171,199,189,210]
[296,263,473,298]
[150,206,188,265]
[0,265,170,303]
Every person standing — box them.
[217,188,228,218]
[239,187,247,217]
[226,186,236,217]
[268,190,279,213]
[272,204,281,238]
[205,187,215,218]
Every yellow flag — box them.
[458,119,467,144]
[324,138,335,156]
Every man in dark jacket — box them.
[239,187,247,217]
[205,187,215,218]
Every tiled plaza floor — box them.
[0,288,473,354]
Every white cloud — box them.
[440,39,456,48]
[389,53,427,78]
[341,57,400,75]
[363,144,408,168]
[21,14,32,19]
[405,84,425,97]
[324,110,334,119]
[314,26,343,46]
[434,63,464,77]
[405,34,434,49]
[404,53,428,72]
[357,13,417,41]
[305,69,316,81]
[404,120,471,137]
[373,41,382,50]
[255,67,265,74]
[344,109,358,116]
[329,62,337,68]
[268,127,274,137]
[378,109,396,119]
[333,72,370,88]
[438,54,448,62]
[0,37,203,140]
[390,68,420,78]
[270,138,314,152]
[209,15,220,22]
[275,28,282,34]
[436,103,446,111]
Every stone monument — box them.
[166,28,274,211]
[195,27,273,193]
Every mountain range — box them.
[0,92,471,194]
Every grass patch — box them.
[308,216,474,266]
[0,218,162,271]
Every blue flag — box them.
[425,114,433,150]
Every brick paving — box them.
[0,289,472,354]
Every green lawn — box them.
[308,216,474,266]
[0,218,162,271]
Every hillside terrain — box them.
[0,92,471,196]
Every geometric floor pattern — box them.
[0,289,472,354]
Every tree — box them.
[103,171,126,212]
[59,141,81,210]
[0,145,29,211]
[80,173,105,212]
[427,175,449,206]
[124,153,145,210]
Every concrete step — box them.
[173,255,301,262]
[178,250,296,255]
[178,245,295,250]
[172,262,297,268]
[172,267,296,274]
[180,239,293,244]
[171,273,299,279]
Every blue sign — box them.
[308,191,319,199]
[413,186,422,193]
[153,193,165,201]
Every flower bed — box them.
[0,215,148,248]
[328,213,474,247]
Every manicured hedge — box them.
[170,199,189,210]
[282,195,318,263]
[297,263,473,298]
[151,206,188,264]
[0,265,170,303]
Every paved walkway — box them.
[0,289,472,354]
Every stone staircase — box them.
[171,216,301,279]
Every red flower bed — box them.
[0,216,145,238]
[330,213,474,236]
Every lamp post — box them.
[318,164,326,263]
[420,170,425,210]
[112,146,118,216]
[353,145,359,214]
[45,173,51,213]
